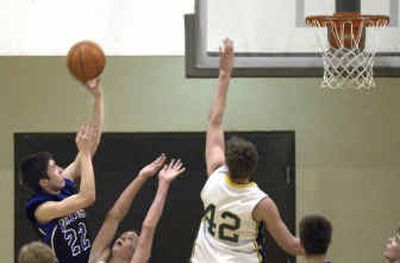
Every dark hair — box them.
[225,136,259,180]
[300,215,332,255]
[20,152,52,190]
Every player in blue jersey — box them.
[22,80,103,263]
[88,155,186,263]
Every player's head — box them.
[18,241,56,263]
[225,136,259,181]
[299,215,332,256]
[111,231,139,261]
[21,152,65,192]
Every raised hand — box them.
[76,123,99,154]
[139,154,167,178]
[158,159,186,184]
[219,38,234,78]
[85,78,102,98]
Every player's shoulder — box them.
[253,196,274,213]
[26,192,52,207]
[256,195,274,207]
[205,165,228,185]
[208,165,228,178]
[250,181,268,194]
[202,165,227,194]
[25,193,53,222]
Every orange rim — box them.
[306,12,390,27]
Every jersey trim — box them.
[255,223,267,262]
[254,240,263,263]
[224,174,255,189]
[50,225,58,257]
[38,227,46,236]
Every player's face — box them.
[46,159,65,190]
[112,231,138,260]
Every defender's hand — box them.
[219,38,234,78]
[158,159,186,184]
[139,154,167,178]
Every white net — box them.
[306,14,389,90]
[321,47,375,90]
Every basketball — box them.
[66,40,106,83]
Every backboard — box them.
[185,0,400,77]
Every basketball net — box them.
[306,13,389,90]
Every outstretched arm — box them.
[206,39,234,175]
[63,79,104,181]
[35,124,98,223]
[61,153,81,181]
[253,197,303,256]
[131,159,186,263]
[89,154,166,263]
[86,78,104,154]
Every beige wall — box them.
[1,56,399,262]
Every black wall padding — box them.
[15,132,295,263]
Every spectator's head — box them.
[300,215,332,256]
[18,241,56,263]
[384,227,400,263]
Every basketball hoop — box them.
[306,12,389,90]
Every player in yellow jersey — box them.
[191,39,303,263]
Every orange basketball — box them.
[67,40,106,83]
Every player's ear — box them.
[38,178,49,189]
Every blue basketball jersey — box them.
[25,178,91,263]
